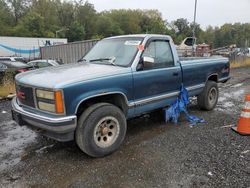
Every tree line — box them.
[0,0,249,48]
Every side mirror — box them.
[143,56,155,70]
[143,56,155,64]
[137,56,155,71]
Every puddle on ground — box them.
[218,96,227,102]
[35,144,55,154]
[231,83,243,88]
[217,88,245,113]
[223,89,245,99]
[222,101,234,108]
[219,89,245,102]
[0,121,37,171]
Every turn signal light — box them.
[55,91,64,114]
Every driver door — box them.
[133,39,182,115]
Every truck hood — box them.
[16,63,131,88]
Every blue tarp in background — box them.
[165,84,206,126]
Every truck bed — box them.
[179,56,230,97]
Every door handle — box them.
[173,72,179,76]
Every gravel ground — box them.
[0,67,249,188]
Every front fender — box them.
[72,90,131,114]
[62,72,134,115]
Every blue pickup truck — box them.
[12,34,230,157]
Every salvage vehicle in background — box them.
[0,61,32,73]
[176,37,196,57]
[0,63,7,84]
[27,59,63,69]
[11,34,230,157]
[0,61,32,84]
[0,63,7,72]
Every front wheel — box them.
[197,81,219,111]
[75,103,127,157]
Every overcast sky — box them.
[88,0,250,29]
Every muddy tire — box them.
[197,81,218,111]
[75,103,127,157]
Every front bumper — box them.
[11,97,77,142]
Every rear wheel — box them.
[76,103,127,157]
[197,81,218,111]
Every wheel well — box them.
[207,74,218,82]
[76,94,128,117]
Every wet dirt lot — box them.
[0,67,250,188]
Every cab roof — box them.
[105,34,172,41]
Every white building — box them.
[0,36,67,59]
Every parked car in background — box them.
[0,61,31,84]
[0,56,26,63]
[27,59,62,69]
[0,63,7,83]
[0,63,7,72]
[0,61,32,74]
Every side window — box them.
[38,61,50,68]
[28,62,35,66]
[143,42,156,58]
[184,38,195,46]
[142,40,174,70]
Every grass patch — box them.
[0,72,15,98]
[230,57,250,69]
[0,83,15,97]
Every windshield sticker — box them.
[124,41,141,46]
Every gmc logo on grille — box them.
[17,91,26,100]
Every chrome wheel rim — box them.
[208,87,217,106]
[94,116,120,148]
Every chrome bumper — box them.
[11,97,77,141]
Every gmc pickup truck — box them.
[12,34,230,157]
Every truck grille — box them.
[16,84,35,108]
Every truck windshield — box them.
[83,37,143,67]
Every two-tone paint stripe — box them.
[133,83,205,106]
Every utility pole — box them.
[192,0,198,56]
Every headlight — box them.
[36,90,54,100]
[38,101,56,112]
[36,89,64,114]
